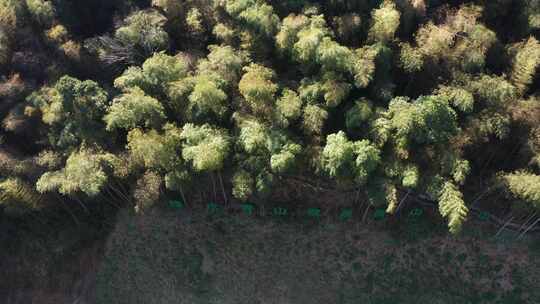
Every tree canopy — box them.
[1,0,539,236]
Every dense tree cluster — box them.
[0,0,539,234]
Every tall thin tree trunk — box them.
[73,194,89,214]
[59,198,80,226]
[210,173,217,202]
[218,171,228,206]
[179,183,188,207]
[103,186,121,209]
[362,203,371,223]
[113,179,131,201]
[109,183,130,204]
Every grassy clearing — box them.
[96,206,540,304]
[0,206,109,304]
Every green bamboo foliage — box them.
[104,87,166,131]
[180,124,231,172]
[133,171,163,214]
[367,0,400,44]
[438,181,469,234]
[232,169,254,200]
[36,149,110,197]
[1,0,538,235]
[510,37,540,95]
[25,0,55,27]
[238,63,278,118]
[320,131,380,184]
[501,171,540,209]
[0,178,46,214]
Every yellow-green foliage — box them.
[293,15,331,63]
[415,22,454,59]
[151,0,182,19]
[275,13,309,54]
[438,181,468,234]
[47,24,69,43]
[0,178,45,213]
[510,37,540,94]
[188,74,228,119]
[180,123,231,172]
[133,171,162,214]
[0,29,10,65]
[186,8,204,34]
[276,89,303,127]
[238,63,278,117]
[5,0,540,236]
[36,150,62,170]
[528,128,540,168]
[525,0,540,30]
[213,23,236,44]
[114,51,189,94]
[320,131,380,183]
[321,72,351,107]
[232,169,253,200]
[437,86,474,113]
[402,165,419,188]
[237,118,268,154]
[412,4,495,72]
[104,87,166,131]
[399,42,424,73]
[238,2,279,37]
[501,171,540,209]
[270,142,301,174]
[0,0,23,30]
[384,182,398,214]
[368,0,400,43]
[350,45,377,88]
[0,0,23,65]
[468,74,517,106]
[128,123,183,171]
[116,9,169,53]
[196,44,248,85]
[25,0,55,27]
[36,149,110,196]
[302,104,328,135]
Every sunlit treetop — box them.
[180,123,231,172]
[501,171,540,209]
[116,9,169,55]
[26,0,55,27]
[320,131,380,184]
[510,37,540,95]
[275,88,304,128]
[275,13,310,54]
[367,0,400,44]
[293,15,332,64]
[438,181,469,234]
[223,0,280,37]
[27,76,109,148]
[104,87,166,131]
[316,37,353,73]
[127,123,183,169]
[196,44,249,85]
[238,63,278,118]
[114,51,190,95]
[384,95,459,158]
[36,148,112,197]
[187,73,229,121]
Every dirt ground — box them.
[94,206,540,304]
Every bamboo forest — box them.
[1,0,539,303]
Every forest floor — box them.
[2,201,540,304]
[91,205,540,304]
